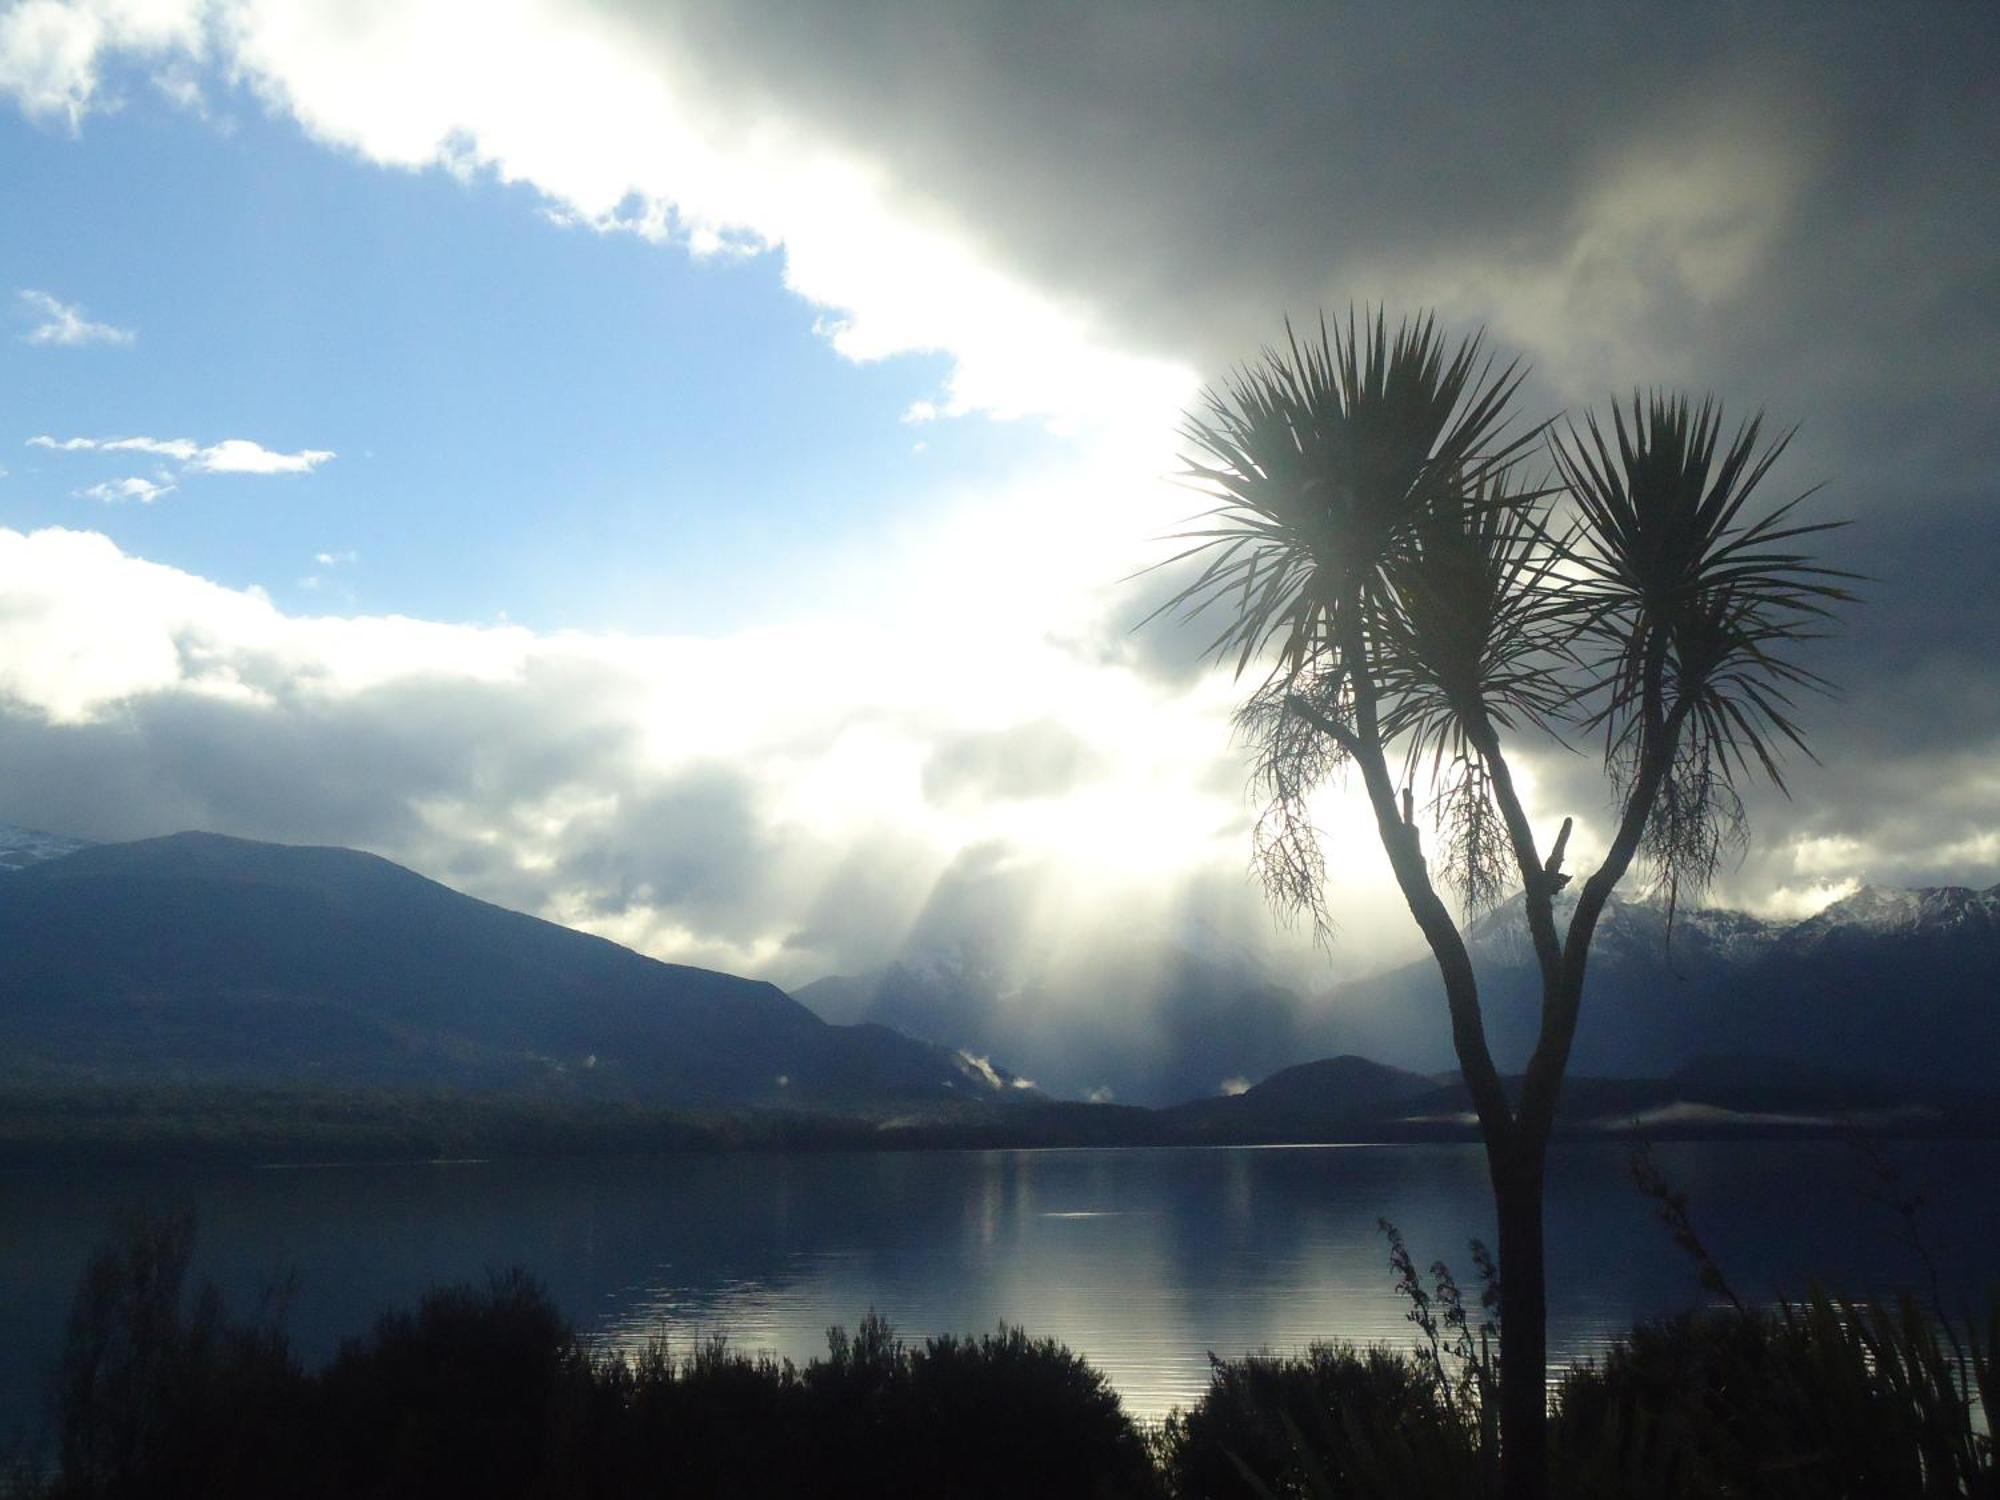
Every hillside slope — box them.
[0,832,1017,1110]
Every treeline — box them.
[9,1213,1993,1499]
[6,1084,1999,1168]
[0,1086,1174,1165]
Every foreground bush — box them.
[1551,1294,1997,1500]
[1154,1342,1481,1499]
[31,1216,1157,1500]
[42,1211,303,1500]
[1159,1297,1994,1499]
[28,1212,1992,1499]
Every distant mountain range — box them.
[800,881,2000,1106]
[2,825,1994,1147]
[797,944,1319,1107]
[1315,884,2000,1092]
[1144,1048,1977,1145]
[0,828,1025,1112]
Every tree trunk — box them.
[1491,1134,1549,1500]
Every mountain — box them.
[797,944,1327,1107]
[1164,1055,1439,1140]
[1315,884,2000,1090]
[0,831,1025,1111]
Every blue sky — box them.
[1,73,1068,632]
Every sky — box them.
[2,2,1997,1061]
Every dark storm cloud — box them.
[597,0,1998,891]
[619,2,1997,450]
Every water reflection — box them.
[3,1140,1995,1430]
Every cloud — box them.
[101,436,198,458]
[15,289,132,345]
[0,524,1313,993]
[923,719,1103,805]
[0,0,201,127]
[6,4,2000,1079]
[2,0,1194,434]
[28,433,335,476]
[190,437,336,474]
[75,475,173,503]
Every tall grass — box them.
[1156,1150,1995,1498]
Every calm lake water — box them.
[4,1139,1997,1442]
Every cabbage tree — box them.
[1159,310,1849,1500]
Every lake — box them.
[4,1138,1996,1445]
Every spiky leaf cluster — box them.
[1165,311,1557,928]
[1554,393,1853,904]
[1162,312,1849,935]
[1164,310,1536,682]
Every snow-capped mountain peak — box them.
[1791,882,2000,943]
[0,825,92,871]
[1462,879,2000,972]
[1464,888,1783,969]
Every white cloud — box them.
[0,521,1384,989]
[314,549,357,567]
[0,0,203,127]
[75,475,173,503]
[4,402,1489,987]
[0,0,1193,434]
[16,288,133,345]
[189,437,335,474]
[27,433,334,475]
[102,435,199,459]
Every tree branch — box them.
[1333,619,1516,1146]
[1282,693,1363,760]
[1518,656,1693,1144]
[1463,708,1562,992]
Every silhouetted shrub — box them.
[569,1335,806,1497]
[43,1209,304,1500]
[583,1314,1159,1499]
[34,1213,1990,1499]
[34,1212,1158,1500]
[1551,1292,1997,1500]
[1159,1295,1993,1500]
[1154,1342,1479,1499]
[905,1324,1159,1497]
[312,1268,586,1500]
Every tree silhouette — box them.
[1156,309,1849,1500]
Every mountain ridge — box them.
[0,830,1025,1111]
[1324,880,2000,1088]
